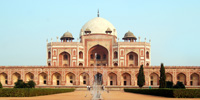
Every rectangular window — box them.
[44,80,46,84]
[83,81,86,84]
[110,81,113,85]
[124,81,127,86]
[190,81,193,85]
[151,81,153,85]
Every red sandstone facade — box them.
[0,16,199,88]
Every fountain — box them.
[91,53,104,100]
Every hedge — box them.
[0,88,75,97]
[124,89,200,98]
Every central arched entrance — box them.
[88,45,108,66]
[94,73,103,85]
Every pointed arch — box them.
[149,72,159,86]
[126,52,138,66]
[190,73,199,86]
[121,73,131,86]
[108,72,117,86]
[66,72,76,85]
[59,51,70,66]
[88,45,109,66]
[0,73,7,85]
[52,72,61,85]
[38,72,48,85]
[25,72,34,82]
[12,72,21,84]
[177,73,186,85]
[80,72,89,85]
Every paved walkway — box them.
[0,90,200,100]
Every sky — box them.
[0,0,200,66]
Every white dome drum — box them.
[80,17,117,37]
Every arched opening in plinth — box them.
[25,72,34,82]
[52,72,61,85]
[0,73,7,85]
[94,73,103,85]
[88,45,108,66]
[66,72,75,85]
[39,72,47,85]
[149,73,159,86]
[177,73,186,85]
[12,72,21,84]
[80,72,89,85]
[122,73,131,86]
[59,52,70,66]
[108,72,117,86]
[166,73,173,82]
[126,52,138,66]
[190,73,199,86]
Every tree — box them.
[27,80,36,88]
[0,82,2,88]
[137,65,145,88]
[159,63,166,88]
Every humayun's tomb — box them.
[0,13,200,88]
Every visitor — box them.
[89,86,91,91]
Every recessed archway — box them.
[66,72,76,85]
[88,45,108,66]
[108,72,117,86]
[126,52,138,66]
[59,51,70,66]
[0,73,7,85]
[190,73,199,86]
[39,72,47,85]
[122,73,131,86]
[52,72,61,85]
[149,73,159,86]
[177,73,186,85]
[80,72,89,85]
[25,72,34,82]
[12,72,21,84]
[166,73,173,82]
[94,73,103,85]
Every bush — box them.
[0,82,2,88]
[124,89,174,97]
[14,80,27,88]
[27,80,36,88]
[0,88,75,97]
[173,81,185,89]
[124,89,200,98]
[166,81,173,88]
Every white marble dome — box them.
[80,17,117,37]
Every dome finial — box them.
[97,9,99,17]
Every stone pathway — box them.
[0,90,200,100]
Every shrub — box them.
[0,82,2,88]
[173,81,185,89]
[166,81,173,88]
[124,89,200,98]
[27,80,36,88]
[14,80,27,88]
[0,88,75,97]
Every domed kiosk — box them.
[60,31,74,42]
[123,31,137,42]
